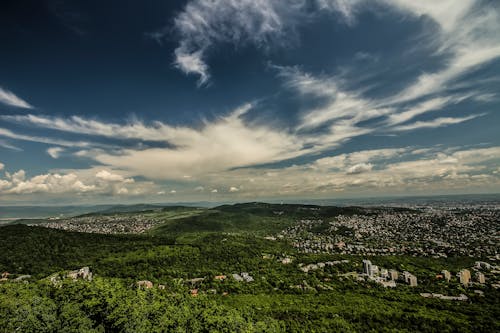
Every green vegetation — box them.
[0,203,498,332]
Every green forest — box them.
[0,203,498,332]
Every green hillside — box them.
[0,203,498,332]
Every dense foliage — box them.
[0,203,498,332]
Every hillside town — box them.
[35,214,164,234]
[278,207,499,258]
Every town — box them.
[278,206,499,258]
[36,213,164,234]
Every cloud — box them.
[168,0,500,113]
[211,189,218,193]
[174,48,210,86]
[47,147,64,159]
[0,162,4,171]
[385,97,455,126]
[0,87,33,109]
[170,0,286,85]
[0,140,22,151]
[380,0,500,104]
[0,168,153,196]
[2,171,96,195]
[229,186,239,192]
[391,114,483,132]
[168,0,362,85]
[95,170,134,183]
[197,145,500,197]
[2,1,498,201]
[85,104,310,180]
[346,163,372,174]
[0,127,91,148]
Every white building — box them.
[363,260,372,276]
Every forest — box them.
[0,203,498,332]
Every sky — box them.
[0,0,499,205]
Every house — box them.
[14,275,31,282]
[214,275,226,281]
[136,280,153,289]
[186,277,205,285]
[67,267,92,281]
[281,257,293,264]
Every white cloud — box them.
[170,190,177,194]
[198,146,500,197]
[95,170,134,183]
[171,0,287,85]
[0,127,90,148]
[169,0,364,85]
[2,1,498,200]
[211,189,218,193]
[0,168,151,196]
[117,187,128,195]
[0,162,4,171]
[381,1,500,104]
[0,140,22,151]
[174,48,210,86]
[2,172,96,195]
[47,147,64,159]
[381,0,474,32]
[385,97,454,126]
[86,104,309,180]
[0,87,33,109]
[346,163,372,174]
[229,186,240,192]
[391,115,483,132]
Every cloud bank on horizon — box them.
[0,0,499,203]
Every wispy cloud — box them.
[167,0,360,85]
[390,114,483,132]
[0,127,90,148]
[0,87,33,109]
[0,139,22,151]
[47,147,65,159]
[379,0,500,104]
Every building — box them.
[458,269,471,286]
[389,270,399,281]
[403,271,418,287]
[408,275,418,287]
[441,270,451,282]
[214,275,226,281]
[363,260,372,276]
[67,267,92,281]
[136,280,153,289]
[476,272,486,284]
[474,261,491,270]
[281,257,293,264]
[371,265,379,277]
[380,280,396,288]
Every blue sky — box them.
[0,0,499,204]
